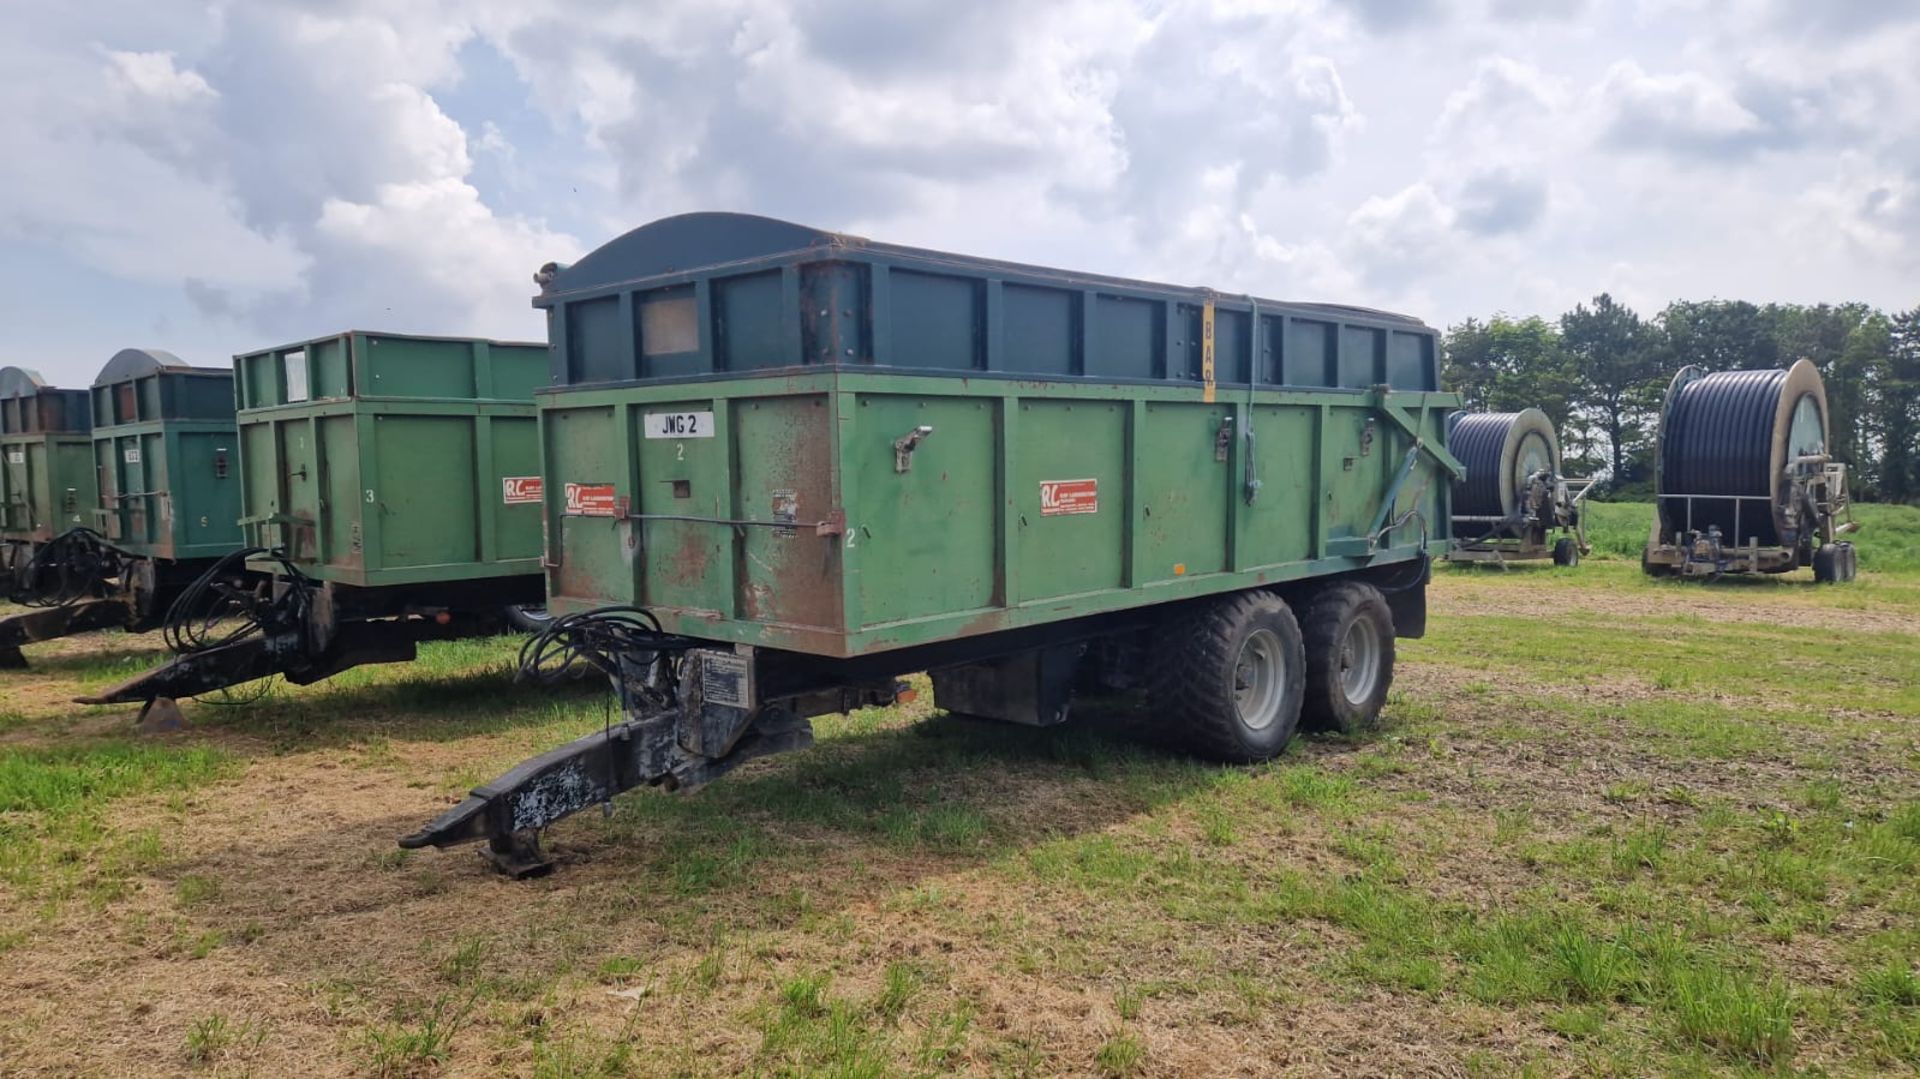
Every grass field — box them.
[1,503,1916,1076]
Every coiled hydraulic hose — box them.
[160,546,313,654]
[9,527,122,608]
[515,605,696,683]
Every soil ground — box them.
[1,554,1917,1077]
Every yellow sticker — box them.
[1201,301,1217,404]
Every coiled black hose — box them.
[161,546,313,654]
[1449,413,1519,519]
[10,527,121,608]
[514,605,697,688]
[1660,369,1792,546]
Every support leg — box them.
[135,696,187,734]
[483,830,553,879]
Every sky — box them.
[2,0,1917,387]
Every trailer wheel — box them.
[1151,590,1304,763]
[1552,537,1580,567]
[1641,549,1671,578]
[505,605,553,632]
[1299,582,1395,736]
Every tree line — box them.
[1441,297,1920,502]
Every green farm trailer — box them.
[2,350,247,667]
[1,367,95,551]
[2,366,101,664]
[81,332,549,711]
[403,213,1462,875]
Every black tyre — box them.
[1812,545,1839,584]
[1552,537,1580,567]
[1641,549,1670,578]
[1150,590,1305,763]
[1299,582,1396,736]
[505,604,554,632]
[1818,541,1858,583]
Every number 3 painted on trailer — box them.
[365,489,376,503]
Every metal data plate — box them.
[698,649,752,709]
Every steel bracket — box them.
[893,425,934,472]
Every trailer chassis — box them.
[400,563,1431,877]
[76,573,544,713]
[0,530,240,668]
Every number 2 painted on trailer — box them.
[676,443,685,461]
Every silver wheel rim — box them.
[1233,628,1287,731]
[1338,617,1382,707]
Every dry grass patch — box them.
[0,569,1917,1075]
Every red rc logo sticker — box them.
[563,482,619,517]
[1039,478,1098,516]
[502,476,543,505]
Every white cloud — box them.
[104,49,214,102]
[1435,57,1567,144]
[1801,158,1920,268]
[1597,61,1766,156]
[0,1,577,370]
[1346,182,1455,287]
[312,177,584,338]
[1486,0,1587,20]
[4,0,1920,385]
[1453,170,1550,236]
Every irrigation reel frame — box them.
[1447,468,1594,568]
[1445,408,1593,568]
[1643,362,1857,582]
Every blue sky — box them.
[3,0,1916,387]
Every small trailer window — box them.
[640,294,698,356]
[283,350,309,403]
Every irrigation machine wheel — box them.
[1814,542,1858,584]
[1813,544,1840,583]
[1552,537,1581,568]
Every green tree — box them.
[1442,315,1578,432]
[1657,300,1778,369]
[1560,293,1661,485]
[1881,307,1920,503]
[1769,303,1882,482]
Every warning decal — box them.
[563,482,619,517]
[502,476,543,505]
[1039,478,1099,516]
